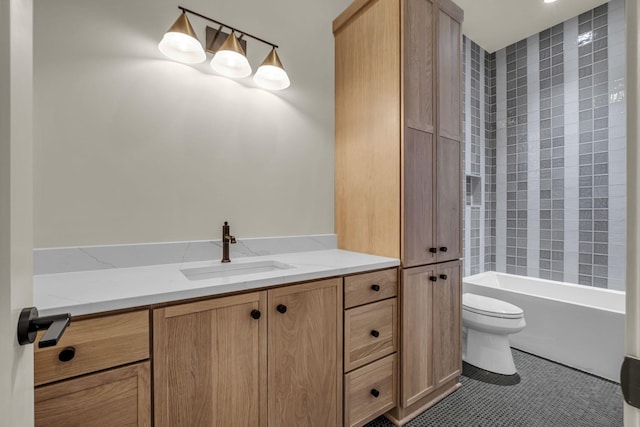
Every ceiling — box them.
[454,0,610,53]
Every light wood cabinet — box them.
[334,0,462,268]
[153,292,267,427]
[153,278,342,427]
[34,310,151,427]
[334,0,463,423]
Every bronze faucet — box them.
[221,221,237,263]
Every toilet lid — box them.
[462,293,523,319]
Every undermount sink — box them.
[181,260,295,281]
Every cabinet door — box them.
[435,136,462,262]
[433,260,462,387]
[268,278,343,427]
[437,3,462,141]
[404,0,435,134]
[400,266,435,406]
[404,128,435,267]
[153,292,267,427]
[35,362,150,427]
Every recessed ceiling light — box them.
[544,0,558,3]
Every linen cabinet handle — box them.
[440,274,448,280]
[371,284,380,292]
[58,347,76,362]
[429,247,438,254]
[276,304,287,314]
[370,389,380,398]
[440,246,448,252]
[370,330,380,338]
[250,309,262,320]
[429,276,437,282]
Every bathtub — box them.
[463,271,625,382]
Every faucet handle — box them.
[230,236,237,244]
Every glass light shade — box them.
[210,33,252,78]
[253,49,290,90]
[159,32,206,64]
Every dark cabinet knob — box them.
[371,284,380,292]
[371,389,380,398]
[440,246,448,252]
[276,304,287,314]
[371,330,380,338]
[429,247,437,253]
[440,274,448,280]
[251,309,261,320]
[429,276,437,282]
[58,347,76,362]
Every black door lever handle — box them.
[17,307,71,348]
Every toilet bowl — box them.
[462,293,526,376]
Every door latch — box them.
[17,307,71,348]
[621,355,640,409]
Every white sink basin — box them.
[181,260,294,281]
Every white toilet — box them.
[462,293,526,376]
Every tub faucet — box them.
[221,221,236,263]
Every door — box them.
[433,260,462,387]
[400,266,435,406]
[435,136,462,262]
[0,0,34,425]
[153,292,267,427]
[268,278,342,427]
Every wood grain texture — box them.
[344,268,398,309]
[433,260,462,386]
[403,128,435,267]
[344,298,398,372]
[437,6,462,142]
[404,0,435,133]
[400,265,435,406]
[333,0,375,33]
[384,378,460,426]
[153,291,267,427]
[335,0,401,259]
[435,136,462,262]
[34,310,149,386]
[344,354,397,427]
[268,278,343,427]
[35,362,151,427]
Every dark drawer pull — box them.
[429,276,437,282]
[276,304,287,314]
[440,274,448,280]
[58,347,76,362]
[371,284,380,292]
[371,330,380,338]
[440,246,448,252]
[251,309,261,320]
[371,389,380,398]
[429,247,437,253]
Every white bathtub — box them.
[463,271,625,382]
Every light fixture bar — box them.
[178,6,279,49]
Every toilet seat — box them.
[463,293,523,319]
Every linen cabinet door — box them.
[433,260,462,387]
[436,1,462,142]
[153,292,267,427]
[400,265,435,406]
[404,128,435,267]
[268,278,343,427]
[435,136,462,262]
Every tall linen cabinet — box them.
[333,0,463,424]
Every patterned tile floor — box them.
[365,349,623,427]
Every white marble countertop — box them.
[35,249,400,316]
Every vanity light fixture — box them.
[159,6,291,90]
[543,0,558,3]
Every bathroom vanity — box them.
[32,250,399,427]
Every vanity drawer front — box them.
[345,354,397,427]
[344,298,397,371]
[34,310,150,386]
[344,268,398,309]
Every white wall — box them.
[34,0,351,248]
[0,0,34,424]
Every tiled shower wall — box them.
[462,0,626,290]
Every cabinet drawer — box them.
[345,354,397,427]
[35,362,151,427]
[345,298,397,371]
[35,310,150,386]
[344,268,397,309]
